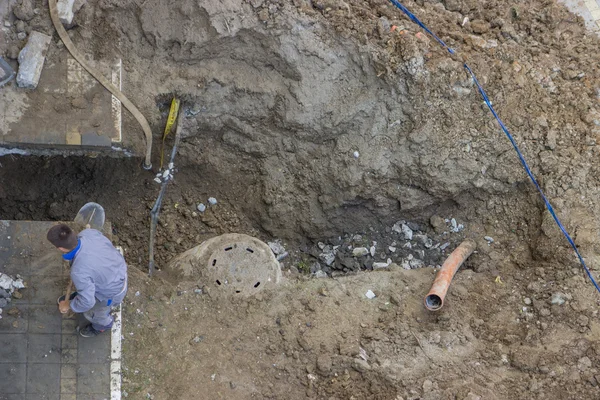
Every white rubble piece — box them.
[57,0,76,26]
[352,247,369,257]
[365,290,376,299]
[401,224,413,240]
[0,273,14,291]
[268,241,286,256]
[17,31,52,89]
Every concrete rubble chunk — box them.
[17,31,51,89]
[57,0,76,26]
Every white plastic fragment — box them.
[197,203,206,212]
[353,151,360,158]
[365,290,376,299]
[208,197,218,205]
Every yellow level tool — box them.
[160,98,180,169]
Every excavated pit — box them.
[3,0,600,398]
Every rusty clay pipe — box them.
[424,239,477,311]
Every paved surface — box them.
[0,221,118,400]
[560,0,600,33]
[0,55,122,151]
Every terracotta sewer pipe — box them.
[424,239,476,311]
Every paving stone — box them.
[25,395,59,400]
[61,319,78,334]
[78,333,110,364]
[17,32,52,89]
[81,132,112,147]
[28,306,62,334]
[0,334,27,362]
[60,378,77,394]
[0,364,27,394]
[61,364,77,379]
[76,364,110,394]
[29,276,65,305]
[61,348,78,364]
[27,334,61,363]
[27,364,60,394]
[0,306,28,333]
[61,334,78,349]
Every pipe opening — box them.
[425,294,443,311]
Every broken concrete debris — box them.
[57,0,76,27]
[0,57,16,88]
[0,273,25,319]
[16,31,51,89]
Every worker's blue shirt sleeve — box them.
[69,270,96,313]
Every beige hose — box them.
[48,0,153,169]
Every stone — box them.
[313,270,327,279]
[15,20,26,33]
[365,290,376,299]
[401,224,413,240]
[352,358,371,373]
[197,203,206,212]
[268,241,286,255]
[13,0,36,21]
[319,252,335,266]
[551,292,568,305]
[0,298,7,308]
[57,0,76,27]
[0,274,13,290]
[17,31,51,89]
[208,197,217,205]
[316,354,332,373]
[524,298,532,305]
[422,379,433,392]
[430,215,446,234]
[17,32,27,40]
[471,20,490,34]
[352,247,369,257]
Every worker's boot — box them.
[78,324,104,338]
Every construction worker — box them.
[47,224,127,337]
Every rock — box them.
[0,274,13,290]
[422,379,433,392]
[13,0,36,21]
[0,298,7,308]
[316,354,332,373]
[578,315,589,327]
[12,290,22,300]
[484,236,494,244]
[365,290,376,299]
[17,32,27,40]
[6,308,19,316]
[524,297,532,305]
[430,215,446,234]
[196,203,206,212]
[3,20,10,28]
[208,197,217,205]
[443,0,461,12]
[578,356,592,371]
[353,151,359,158]
[17,31,51,89]
[313,270,328,279]
[401,224,413,240]
[319,252,335,266]
[268,241,286,255]
[352,247,369,257]
[372,262,389,270]
[471,19,490,34]
[551,292,568,305]
[352,358,371,373]
[57,0,76,27]
[258,8,269,22]
[15,20,26,33]
[7,45,20,60]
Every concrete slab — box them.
[559,0,600,34]
[0,221,120,400]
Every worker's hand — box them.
[58,300,70,314]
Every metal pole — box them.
[148,111,184,276]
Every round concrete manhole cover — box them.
[167,233,281,297]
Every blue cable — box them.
[387,0,600,293]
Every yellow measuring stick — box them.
[160,98,181,169]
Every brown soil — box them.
[2,0,600,398]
